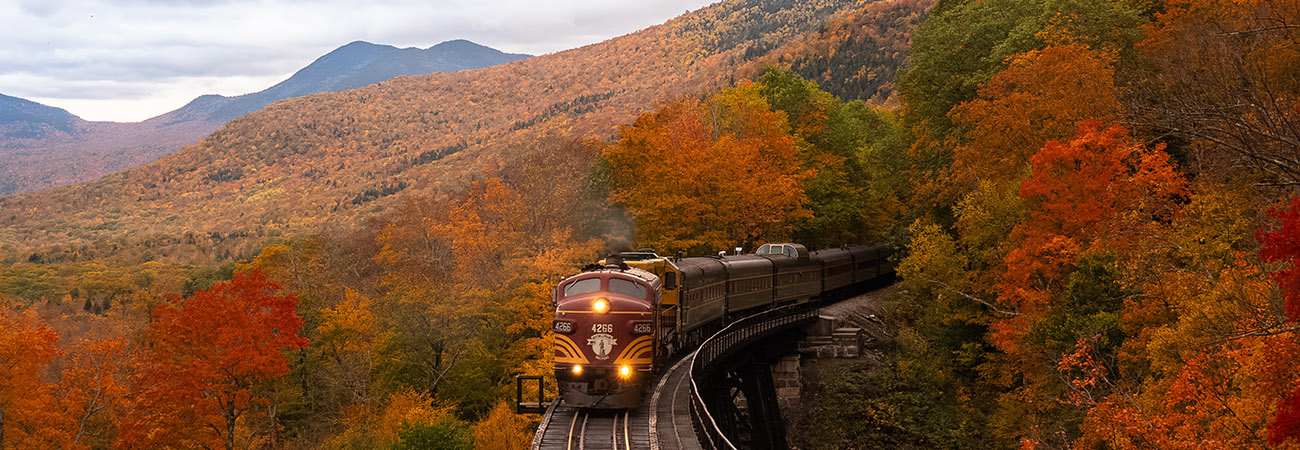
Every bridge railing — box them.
[687,301,820,450]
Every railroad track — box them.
[535,403,650,450]
[573,409,631,450]
[532,353,706,450]
[534,374,669,450]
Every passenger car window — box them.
[609,278,647,298]
[563,278,602,297]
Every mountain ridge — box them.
[0,94,80,138]
[200,39,530,123]
[0,39,530,196]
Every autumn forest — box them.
[2,0,1300,449]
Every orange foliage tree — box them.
[606,83,813,254]
[0,307,59,449]
[48,338,132,450]
[995,121,1185,340]
[118,271,307,450]
[949,43,1120,190]
[968,121,1187,446]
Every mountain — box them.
[0,0,924,265]
[0,94,81,138]
[0,40,530,196]
[199,40,530,123]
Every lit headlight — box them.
[573,365,582,374]
[619,365,631,378]
[553,320,573,333]
[593,298,609,313]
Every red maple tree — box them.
[1262,197,1300,445]
[118,270,308,450]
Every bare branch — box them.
[1200,323,1300,348]
[927,279,1022,316]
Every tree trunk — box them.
[226,408,237,450]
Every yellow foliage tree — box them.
[323,389,453,450]
[473,402,532,450]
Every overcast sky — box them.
[0,0,716,122]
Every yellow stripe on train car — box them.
[554,335,590,364]
[613,336,653,365]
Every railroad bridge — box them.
[524,290,882,450]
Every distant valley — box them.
[0,40,529,196]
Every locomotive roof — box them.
[613,251,660,261]
[570,265,661,286]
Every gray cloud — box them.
[17,0,60,17]
[0,0,713,121]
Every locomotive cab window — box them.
[563,278,602,297]
[757,244,772,254]
[609,278,648,299]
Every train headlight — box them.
[593,297,609,314]
[572,365,582,375]
[619,365,631,378]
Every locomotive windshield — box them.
[563,278,601,297]
[609,278,647,299]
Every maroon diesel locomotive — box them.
[552,242,894,409]
[551,264,660,408]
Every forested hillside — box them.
[0,1,930,447]
[748,0,932,104]
[0,0,879,265]
[786,0,1300,448]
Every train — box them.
[551,242,895,409]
